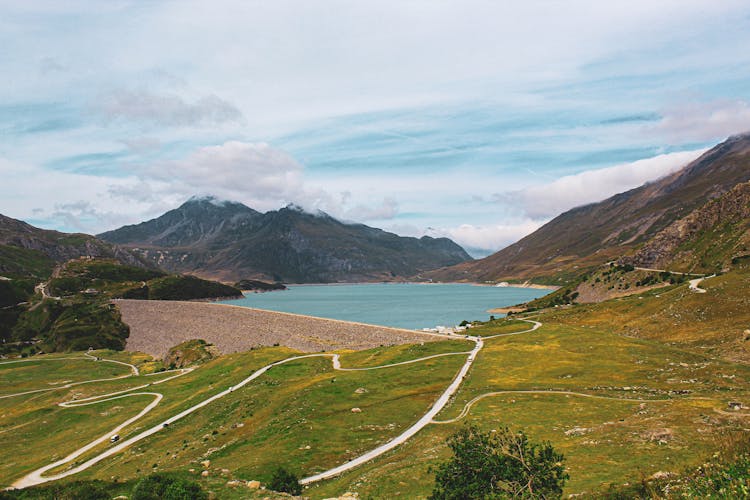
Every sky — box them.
[2,1,750,256]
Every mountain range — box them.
[98,199,473,283]
[427,134,750,284]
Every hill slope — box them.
[627,180,750,274]
[0,214,144,279]
[428,134,750,284]
[99,197,472,282]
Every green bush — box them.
[268,467,302,495]
[429,425,568,499]
[132,474,207,500]
[147,275,241,301]
[0,480,113,499]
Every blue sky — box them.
[2,1,750,256]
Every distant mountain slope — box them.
[0,214,144,279]
[627,180,750,274]
[98,197,472,282]
[428,134,750,284]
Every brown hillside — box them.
[427,134,750,284]
[627,180,750,273]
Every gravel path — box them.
[117,299,441,358]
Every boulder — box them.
[350,407,362,413]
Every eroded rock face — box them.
[629,180,750,272]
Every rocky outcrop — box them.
[629,181,750,272]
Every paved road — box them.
[688,275,715,293]
[432,389,673,424]
[633,267,706,277]
[8,320,541,489]
[299,320,541,485]
[0,352,138,400]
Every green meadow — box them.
[3,277,750,498]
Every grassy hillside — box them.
[4,305,749,498]
[542,263,750,363]
[11,299,130,353]
[2,259,242,355]
[0,245,55,280]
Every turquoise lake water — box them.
[220,283,549,330]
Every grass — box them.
[305,322,750,498]
[5,258,246,356]
[542,265,750,363]
[468,318,534,337]
[3,281,750,498]
[0,245,55,280]
[0,355,128,397]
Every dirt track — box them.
[117,299,439,358]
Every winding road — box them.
[7,320,544,489]
[432,390,673,424]
[0,351,138,400]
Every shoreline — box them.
[117,299,457,358]
[244,281,558,291]
[487,306,527,314]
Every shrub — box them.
[429,425,568,499]
[268,467,302,495]
[132,474,206,500]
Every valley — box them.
[3,280,749,498]
[1,134,749,498]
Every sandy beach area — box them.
[117,299,440,359]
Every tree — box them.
[429,425,568,499]
[268,467,302,495]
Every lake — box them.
[219,283,549,330]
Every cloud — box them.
[115,141,400,222]
[50,200,134,233]
[342,197,399,221]
[38,56,67,75]
[136,141,305,210]
[438,220,544,256]
[96,89,243,127]
[120,136,162,154]
[652,99,750,142]
[0,156,148,233]
[496,149,705,219]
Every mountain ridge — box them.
[426,134,750,284]
[98,198,473,283]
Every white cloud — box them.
[96,89,243,127]
[134,141,305,211]
[652,99,750,142]
[115,141,401,223]
[0,157,148,232]
[342,197,399,221]
[496,149,706,219]
[439,220,544,256]
[51,200,135,233]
